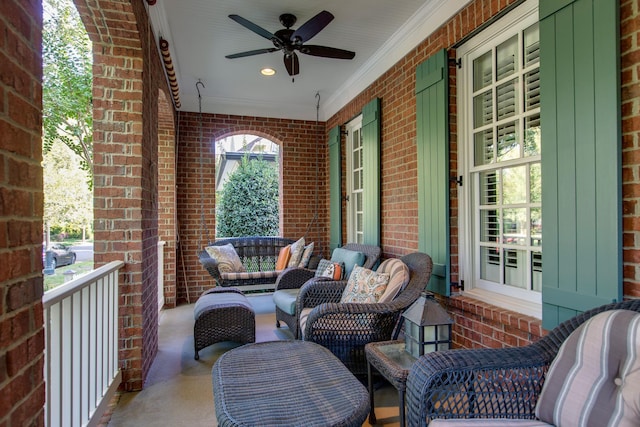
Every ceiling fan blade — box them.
[300,45,355,60]
[225,48,278,59]
[229,14,276,40]
[283,52,300,76]
[291,10,334,44]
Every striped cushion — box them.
[429,420,551,426]
[535,309,640,427]
[376,258,410,303]
[221,270,280,281]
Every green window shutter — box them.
[329,126,342,251]
[540,0,621,329]
[362,98,381,247]
[416,48,450,296]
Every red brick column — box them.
[0,0,46,425]
[74,0,173,391]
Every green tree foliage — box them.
[42,0,93,185]
[43,141,93,239]
[216,156,279,237]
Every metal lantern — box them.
[402,291,453,358]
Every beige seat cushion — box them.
[535,309,640,427]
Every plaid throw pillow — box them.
[314,259,344,280]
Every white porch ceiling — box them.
[145,0,471,121]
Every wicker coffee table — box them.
[212,340,370,427]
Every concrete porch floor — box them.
[106,293,403,426]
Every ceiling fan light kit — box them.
[226,10,355,78]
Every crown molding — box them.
[321,0,472,121]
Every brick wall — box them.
[158,91,177,307]
[328,0,640,348]
[175,113,327,303]
[0,0,46,426]
[621,0,640,299]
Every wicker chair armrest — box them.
[405,345,550,426]
[304,303,400,348]
[274,267,316,291]
[198,250,222,282]
[296,278,347,313]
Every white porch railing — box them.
[43,260,124,427]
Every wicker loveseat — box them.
[405,298,640,426]
[198,236,316,290]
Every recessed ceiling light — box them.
[260,68,276,76]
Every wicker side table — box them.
[365,340,416,427]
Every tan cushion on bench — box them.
[221,270,280,281]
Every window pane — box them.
[502,166,527,204]
[523,23,540,67]
[524,69,540,111]
[497,120,519,161]
[473,90,493,128]
[531,251,542,291]
[524,114,541,157]
[479,171,499,205]
[530,207,542,246]
[496,35,517,80]
[473,51,492,91]
[530,164,541,203]
[480,209,500,242]
[356,193,362,211]
[480,246,500,282]
[496,78,518,120]
[502,208,526,245]
[474,129,494,166]
[504,249,527,289]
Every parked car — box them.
[46,244,76,269]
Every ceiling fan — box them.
[225,10,356,77]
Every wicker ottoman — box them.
[212,340,370,426]
[193,287,255,360]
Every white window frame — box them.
[345,115,363,244]
[457,0,542,318]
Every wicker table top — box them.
[212,340,370,427]
[365,340,416,391]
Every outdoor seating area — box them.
[105,292,404,427]
[106,273,640,427]
[5,0,640,426]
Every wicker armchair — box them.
[273,243,382,339]
[302,252,433,376]
[405,298,640,426]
